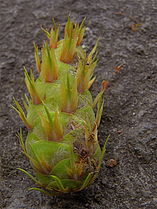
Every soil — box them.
[0,0,157,208]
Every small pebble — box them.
[106,159,118,168]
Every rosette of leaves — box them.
[13,17,109,195]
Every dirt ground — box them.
[0,0,157,208]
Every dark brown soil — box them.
[0,0,157,208]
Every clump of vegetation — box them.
[13,17,108,195]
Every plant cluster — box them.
[13,17,108,195]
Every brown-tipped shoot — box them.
[60,17,86,63]
[93,80,108,108]
[39,103,63,141]
[77,53,97,93]
[42,18,59,49]
[34,43,41,73]
[12,98,32,130]
[60,74,78,113]
[40,42,58,82]
[24,68,41,105]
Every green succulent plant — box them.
[13,17,109,195]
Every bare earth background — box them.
[0,0,157,208]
